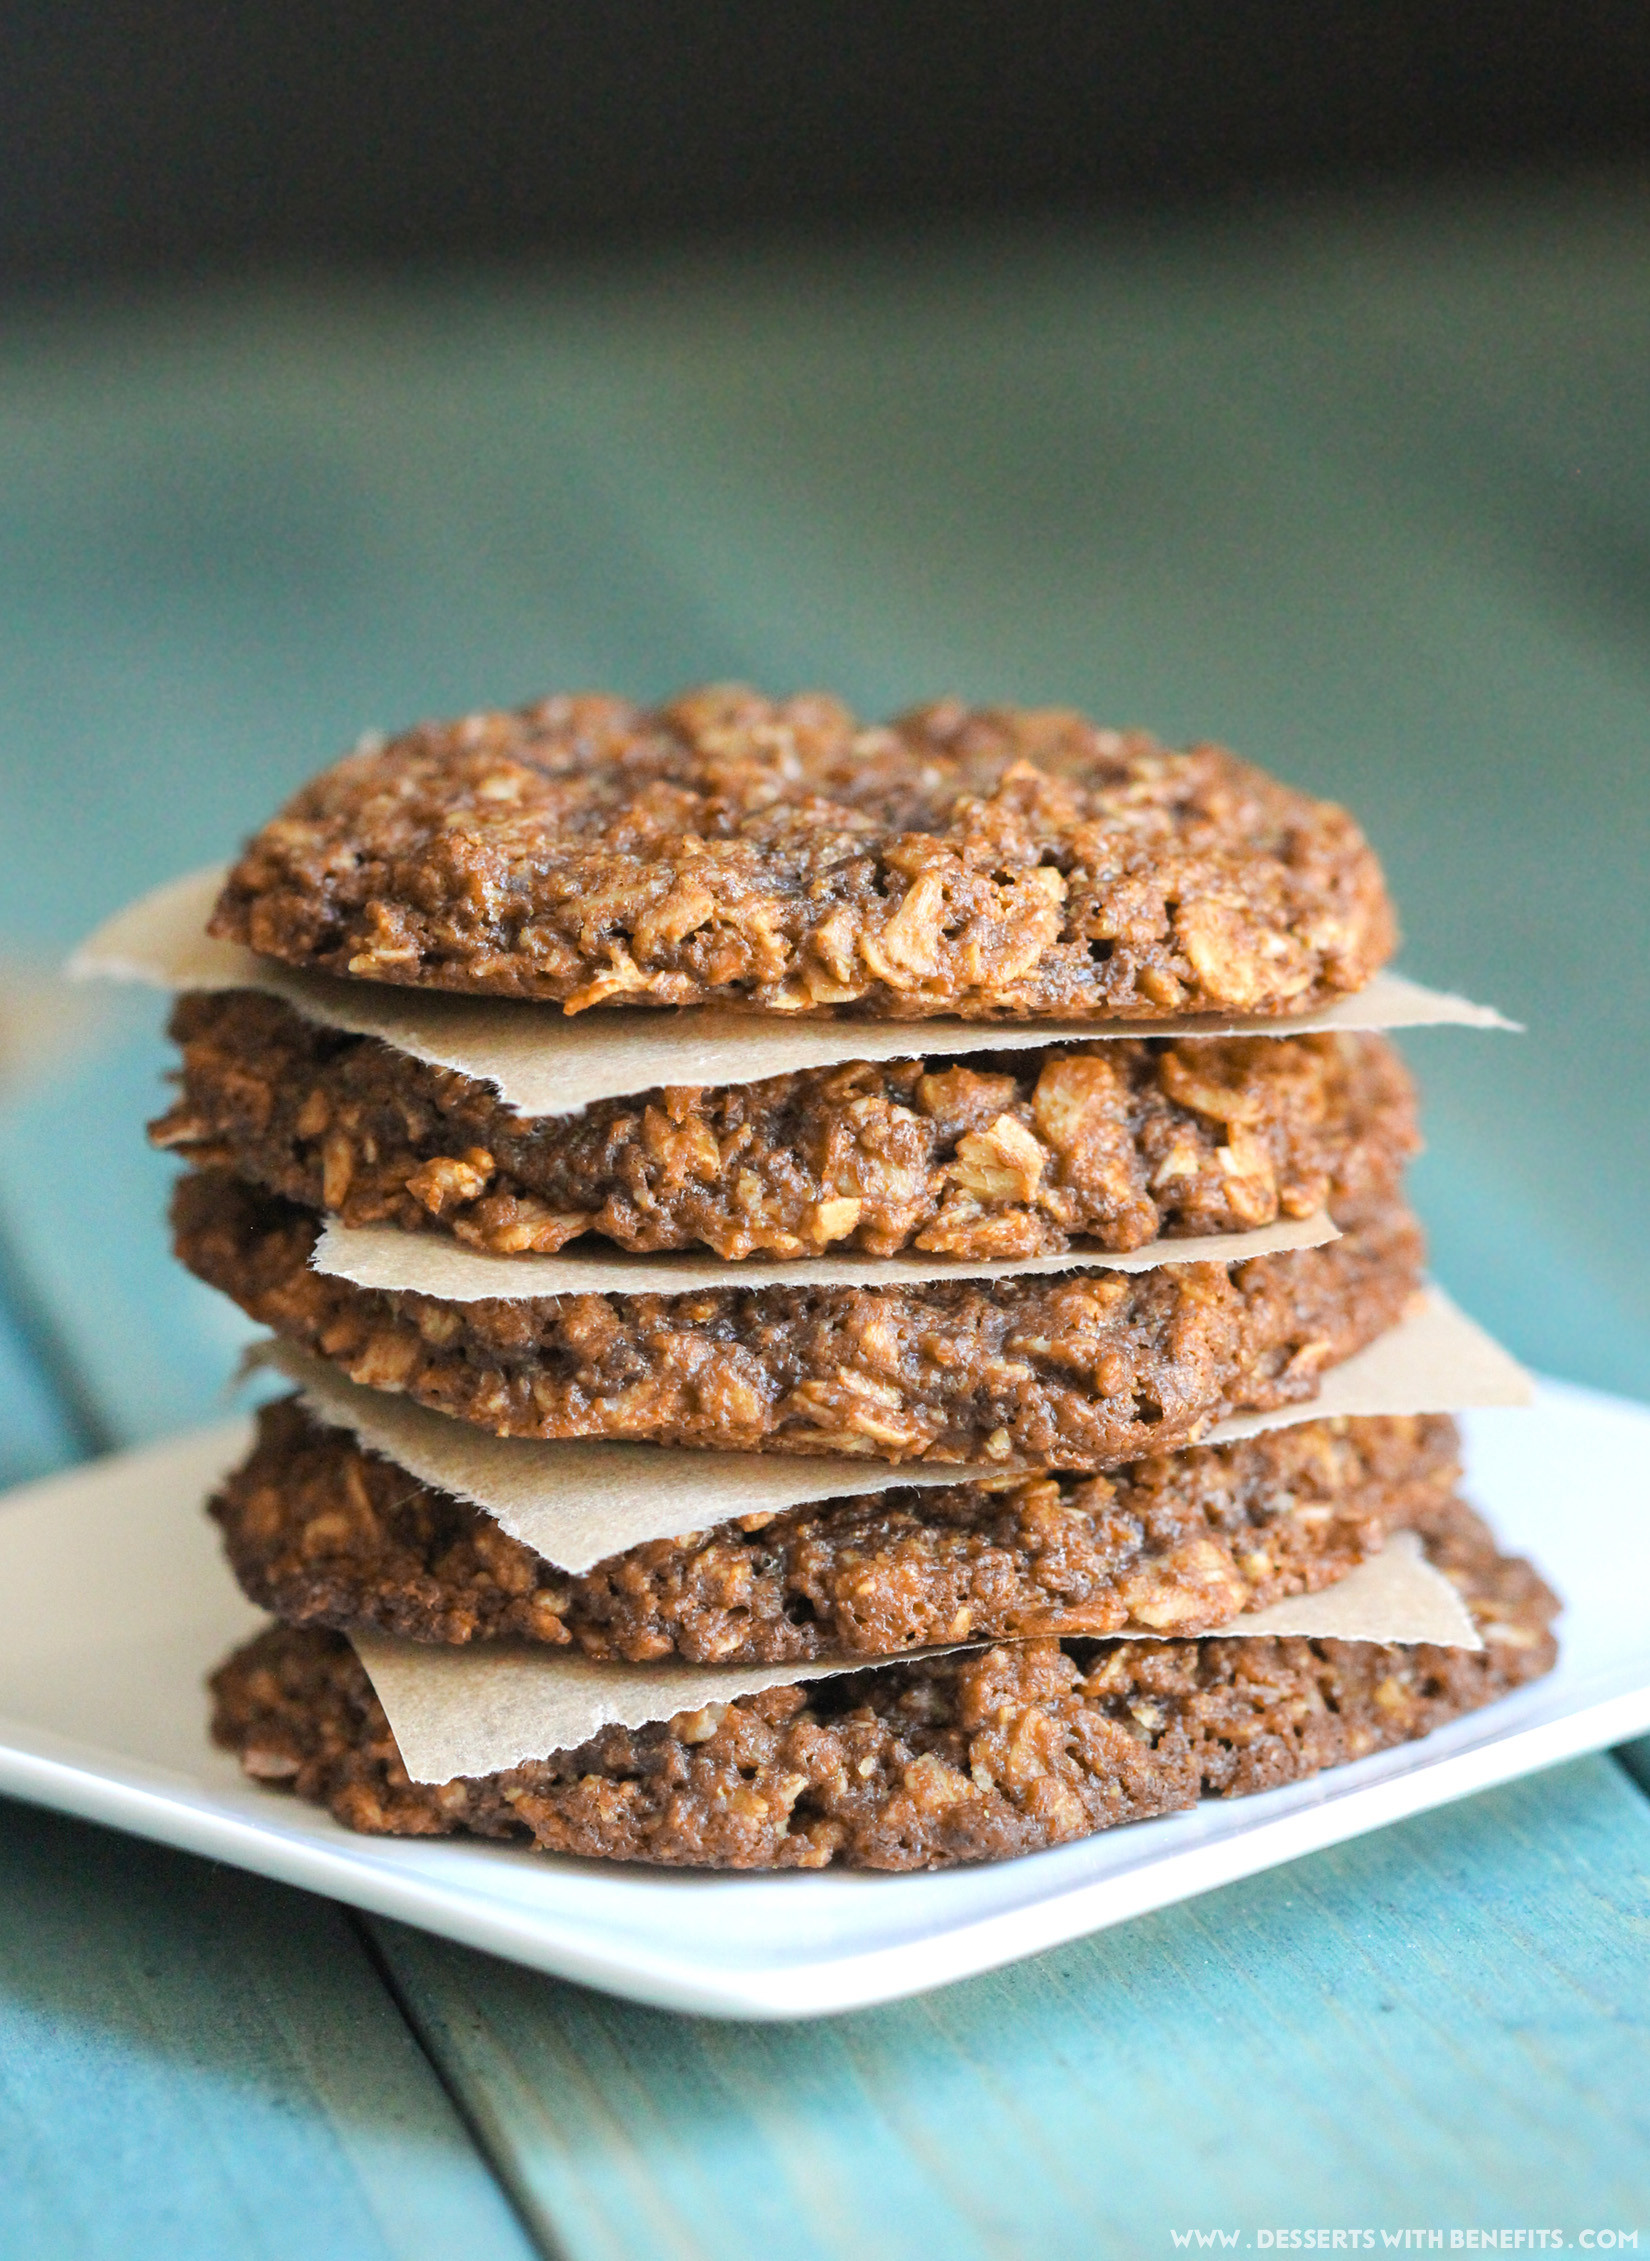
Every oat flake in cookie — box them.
[209,688,1396,1019]
[209,1498,1557,1872]
[214,1397,1463,1662]
[171,1170,1424,1467]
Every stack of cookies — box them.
[102,689,1557,1870]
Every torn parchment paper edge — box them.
[351,1532,1479,1783]
[309,1207,1336,1301]
[69,867,1518,1119]
[258,1288,1531,1575]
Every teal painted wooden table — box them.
[1,177,1647,2257]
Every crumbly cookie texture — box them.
[210,1498,1557,1871]
[215,1397,1461,1662]
[155,992,1417,1263]
[209,689,1396,1020]
[171,1170,1423,1468]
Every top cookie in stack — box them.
[204,687,1396,1019]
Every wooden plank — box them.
[0,1096,533,2251]
[372,1756,1650,2261]
[0,1803,538,2261]
[0,1142,544,2260]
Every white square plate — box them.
[1,1379,1646,2021]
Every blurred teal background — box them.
[0,175,1647,1486]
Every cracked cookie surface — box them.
[210,688,1395,1020]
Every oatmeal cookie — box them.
[215,1397,1461,1661]
[209,688,1395,1019]
[155,991,1417,1262]
[172,1170,1423,1467]
[209,1497,1557,1870]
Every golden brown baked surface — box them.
[215,1396,1461,1661]
[155,991,1417,1263]
[209,1497,1558,1872]
[209,688,1395,1020]
[171,1169,1424,1467]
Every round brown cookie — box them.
[216,1396,1462,1662]
[171,1170,1424,1466]
[209,1497,1558,1871]
[208,688,1395,1020]
[154,991,1418,1264]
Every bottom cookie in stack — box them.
[207,1407,1558,1871]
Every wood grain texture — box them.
[370,1756,1650,2259]
[0,1242,537,2258]
[0,1805,537,2261]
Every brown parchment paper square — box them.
[308,1207,1337,1301]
